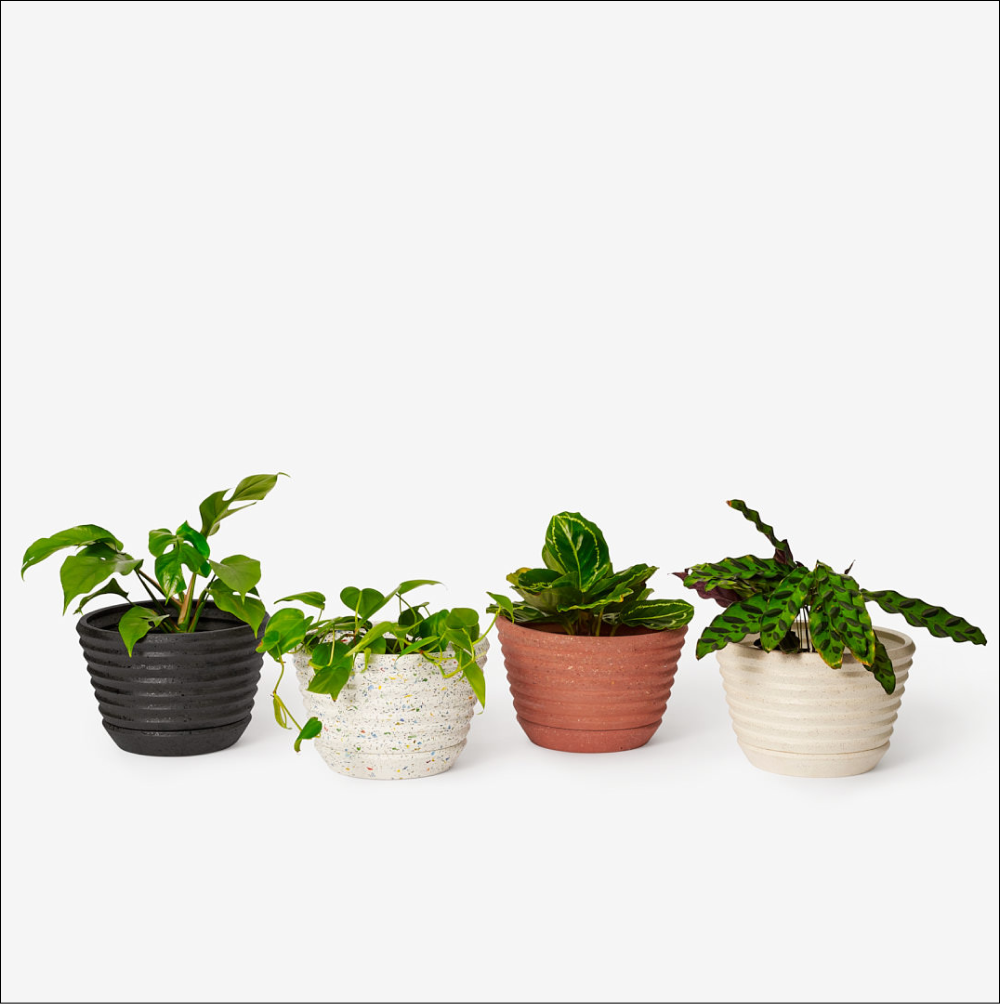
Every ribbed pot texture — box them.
[716,627,915,777]
[76,602,264,756]
[294,640,487,780]
[495,617,688,753]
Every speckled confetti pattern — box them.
[294,640,488,780]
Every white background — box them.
[2,2,997,1002]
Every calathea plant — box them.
[259,581,494,750]
[487,511,694,634]
[21,473,284,652]
[677,500,988,693]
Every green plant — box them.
[487,511,694,636]
[259,581,495,750]
[677,500,988,693]
[21,473,285,653]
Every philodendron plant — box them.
[259,581,494,750]
[21,473,284,652]
[677,500,988,693]
[487,511,694,635]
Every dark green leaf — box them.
[209,586,267,635]
[208,554,261,599]
[118,606,168,657]
[275,591,326,609]
[863,589,987,646]
[308,660,353,700]
[60,546,141,613]
[618,598,694,630]
[72,577,131,614]
[695,594,769,660]
[179,521,211,558]
[294,717,323,751]
[148,528,175,558]
[543,512,611,591]
[22,524,123,577]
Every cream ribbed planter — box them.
[294,640,487,780]
[716,627,915,777]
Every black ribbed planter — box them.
[76,601,265,757]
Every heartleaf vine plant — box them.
[677,500,988,693]
[260,581,494,750]
[487,511,694,635]
[21,473,285,653]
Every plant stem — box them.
[137,567,178,604]
[134,571,171,619]
[177,573,198,628]
[187,578,216,633]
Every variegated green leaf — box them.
[618,598,694,631]
[821,569,876,665]
[867,636,896,694]
[542,512,611,591]
[863,589,987,646]
[695,594,769,660]
[759,566,814,652]
[808,578,846,669]
[727,500,795,564]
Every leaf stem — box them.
[177,573,198,628]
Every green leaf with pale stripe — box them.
[275,591,326,609]
[618,598,694,630]
[866,636,896,694]
[759,566,814,651]
[198,472,286,537]
[863,589,987,646]
[543,512,610,591]
[695,595,769,660]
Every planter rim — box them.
[496,615,687,651]
[77,600,260,646]
[717,626,915,666]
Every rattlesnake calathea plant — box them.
[21,473,284,652]
[487,511,694,635]
[676,500,988,693]
[259,581,494,749]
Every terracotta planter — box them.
[294,640,488,780]
[495,617,687,753]
[76,601,264,756]
[715,627,915,777]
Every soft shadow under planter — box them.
[496,618,688,753]
[715,627,916,777]
[76,602,265,756]
[294,640,488,779]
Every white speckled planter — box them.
[716,627,915,777]
[294,640,487,780]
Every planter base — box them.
[517,715,661,753]
[737,739,890,778]
[314,736,468,779]
[102,716,252,757]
